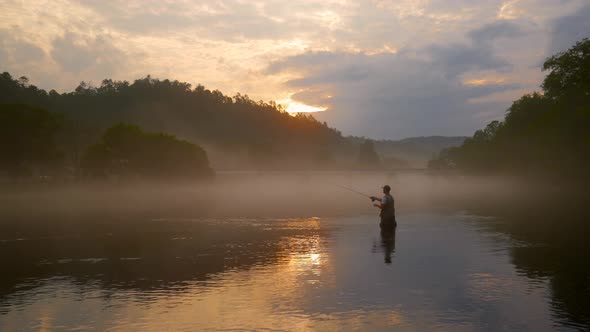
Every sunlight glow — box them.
[279,99,327,113]
[463,78,506,86]
[497,0,522,19]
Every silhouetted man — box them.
[370,185,396,230]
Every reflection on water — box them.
[371,227,397,264]
[381,227,396,264]
[0,214,587,331]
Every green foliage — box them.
[430,38,590,178]
[82,123,213,178]
[542,38,590,102]
[0,103,63,176]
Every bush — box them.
[82,123,213,179]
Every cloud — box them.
[0,27,56,87]
[549,2,590,54]
[268,26,523,138]
[51,32,129,76]
[426,21,524,79]
[2,0,590,138]
[428,43,511,79]
[469,20,523,44]
[272,56,518,138]
[0,29,46,64]
[77,0,351,42]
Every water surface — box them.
[1,213,586,331]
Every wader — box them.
[379,193,396,230]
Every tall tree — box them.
[429,38,590,178]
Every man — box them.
[370,185,396,229]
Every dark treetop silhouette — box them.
[1,72,467,175]
[0,73,352,172]
[429,38,590,181]
[82,123,213,179]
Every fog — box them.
[2,171,589,331]
[0,171,542,226]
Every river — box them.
[0,173,588,331]
[0,213,587,331]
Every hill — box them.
[0,72,466,172]
[376,136,467,168]
[349,136,466,168]
[0,73,350,170]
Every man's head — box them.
[382,185,391,194]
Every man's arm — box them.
[373,195,391,209]
[370,196,383,209]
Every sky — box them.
[1,0,589,139]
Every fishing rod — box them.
[328,183,372,198]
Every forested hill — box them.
[429,38,590,181]
[0,73,349,169]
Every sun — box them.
[279,99,327,114]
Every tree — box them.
[429,38,590,178]
[82,123,213,179]
[0,103,63,177]
[542,38,590,102]
[0,71,349,169]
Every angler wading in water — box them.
[370,185,396,230]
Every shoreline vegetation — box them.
[429,38,590,183]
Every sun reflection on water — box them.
[0,215,570,331]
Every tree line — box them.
[429,38,590,181]
[0,103,213,180]
[0,72,385,179]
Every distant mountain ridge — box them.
[373,136,467,168]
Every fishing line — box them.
[323,182,372,198]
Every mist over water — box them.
[0,171,532,221]
[1,171,588,331]
[1,1,589,330]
